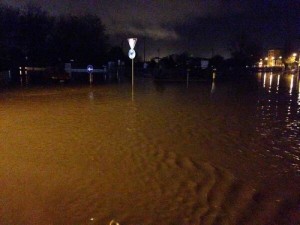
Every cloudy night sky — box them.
[3,0,300,59]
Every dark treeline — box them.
[0,4,109,70]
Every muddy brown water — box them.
[0,73,299,225]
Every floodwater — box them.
[0,73,299,225]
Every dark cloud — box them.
[3,0,300,59]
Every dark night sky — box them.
[3,0,300,59]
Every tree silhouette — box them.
[53,14,108,65]
[0,5,21,69]
[0,3,109,69]
[18,4,54,65]
[229,33,262,68]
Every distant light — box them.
[271,57,275,60]
[265,57,268,60]
[292,53,297,57]
[279,56,282,59]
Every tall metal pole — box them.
[132,59,134,87]
[132,58,134,100]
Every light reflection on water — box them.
[255,72,300,172]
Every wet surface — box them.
[0,73,299,225]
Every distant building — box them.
[267,49,283,67]
[257,49,299,72]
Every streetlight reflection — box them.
[276,74,280,93]
[269,73,273,92]
[289,75,294,95]
[211,81,216,94]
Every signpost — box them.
[87,65,93,84]
[128,38,137,99]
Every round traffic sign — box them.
[128,49,136,59]
[87,65,93,73]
